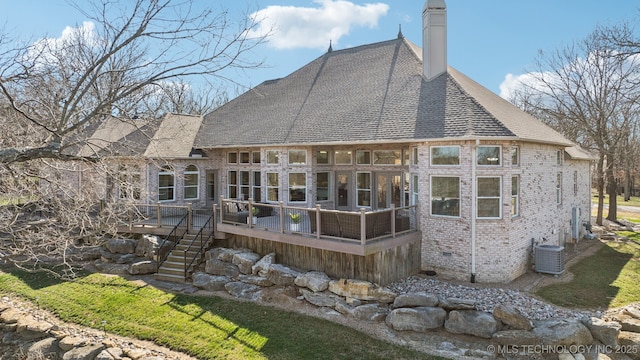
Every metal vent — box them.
[535,245,565,275]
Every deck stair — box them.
[155,235,211,283]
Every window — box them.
[240,171,250,200]
[511,176,519,217]
[289,173,306,202]
[227,152,237,164]
[556,172,562,204]
[267,172,279,202]
[288,150,307,165]
[266,150,279,164]
[356,172,371,207]
[511,146,519,166]
[158,166,175,201]
[573,171,578,196]
[227,171,238,199]
[335,150,352,165]
[431,146,459,165]
[556,150,563,165]
[184,165,199,200]
[412,147,419,165]
[253,171,262,201]
[356,150,371,165]
[117,165,141,200]
[477,177,501,218]
[477,146,501,166]
[412,174,419,206]
[373,150,402,165]
[316,172,330,201]
[431,176,460,217]
[403,173,411,206]
[252,151,261,164]
[403,149,410,165]
[317,150,330,164]
[240,151,250,164]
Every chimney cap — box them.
[424,0,446,12]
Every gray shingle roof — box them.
[195,37,573,148]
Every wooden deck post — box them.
[279,201,285,233]
[316,205,322,239]
[248,198,254,229]
[187,203,192,231]
[390,204,396,238]
[360,208,366,245]
[156,203,162,227]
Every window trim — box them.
[356,171,372,208]
[183,165,200,200]
[227,152,238,164]
[252,171,262,202]
[356,150,371,165]
[158,166,175,202]
[477,145,502,166]
[334,150,352,165]
[430,146,460,166]
[511,146,519,166]
[511,175,519,218]
[252,151,261,164]
[316,150,331,165]
[266,172,279,203]
[373,150,402,166]
[266,150,279,165]
[288,149,307,165]
[227,170,238,199]
[477,176,502,219]
[288,172,307,203]
[430,175,460,217]
[316,171,331,202]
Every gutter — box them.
[470,139,478,283]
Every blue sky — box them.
[2,0,640,97]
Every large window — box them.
[373,150,401,165]
[477,146,501,166]
[288,150,307,165]
[252,151,261,164]
[227,171,238,199]
[289,173,307,202]
[511,146,519,166]
[184,165,199,200]
[431,146,459,165]
[266,150,279,164]
[240,171,250,200]
[356,172,371,207]
[317,150,330,164]
[511,176,519,217]
[356,150,371,165]
[267,172,279,202]
[477,177,501,218]
[158,166,175,202]
[431,176,460,217]
[556,172,562,204]
[253,171,262,201]
[316,172,330,201]
[335,150,352,165]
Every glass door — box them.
[375,172,402,209]
[206,170,217,208]
[336,172,351,210]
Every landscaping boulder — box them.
[238,274,274,287]
[16,316,53,340]
[104,238,138,254]
[224,282,262,301]
[251,253,276,276]
[300,289,342,308]
[232,251,261,274]
[207,248,245,262]
[136,234,160,258]
[582,317,620,346]
[493,305,532,330]
[445,310,500,339]
[192,272,230,291]
[620,316,640,333]
[205,259,240,278]
[25,337,59,357]
[352,304,389,322]
[127,260,156,275]
[265,264,303,286]
[618,332,640,360]
[439,297,476,311]
[532,319,593,347]
[491,330,540,346]
[295,271,331,292]
[392,292,439,308]
[100,249,137,264]
[385,307,446,332]
[61,343,105,360]
[328,279,396,303]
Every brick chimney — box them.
[423,0,447,80]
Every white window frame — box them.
[335,150,352,165]
[556,172,562,204]
[288,149,307,165]
[158,166,175,202]
[430,176,460,217]
[239,170,250,200]
[356,150,371,165]
[411,174,419,206]
[316,171,331,202]
[477,145,502,166]
[227,170,238,199]
[266,172,279,202]
[373,150,402,165]
[412,147,419,165]
[239,151,250,164]
[288,172,307,202]
[266,150,279,165]
[252,151,261,164]
[183,165,200,200]
[252,171,262,201]
[477,176,502,219]
[511,175,519,218]
[316,150,331,165]
[511,146,519,166]
[356,171,372,207]
[227,152,238,164]
[430,146,460,166]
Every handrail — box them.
[156,212,189,272]
[183,212,215,280]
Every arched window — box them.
[184,165,199,200]
[158,166,175,202]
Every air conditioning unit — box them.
[535,245,565,275]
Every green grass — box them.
[0,270,442,360]
[536,238,640,309]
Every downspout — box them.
[470,139,478,283]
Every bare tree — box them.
[510,26,640,225]
[0,0,267,276]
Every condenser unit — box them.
[535,245,565,275]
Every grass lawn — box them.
[0,269,443,360]
[535,237,640,309]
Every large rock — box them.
[252,253,276,276]
[192,272,230,291]
[493,305,532,330]
[16,316,53,340]
[224,282,262,301]
[104,238,138,254]
[205,259,240,278]
[295,271,331,292]
[620,316,640,333]
[62,343,105,360]
[300,289,342,308]
[385,307,446,332]
[532,319,593,347]
[232,252,262,274]
[266,264,303,286]
[328,279,396,303]
[392,292,439,308]
[100,249,138,264]
[445,310,500,339]
[127,260,156,275]
[136,234,159,258]
[582,317,620,346]
[238,274,274,287]
[491,330,540,346]
[0,308,22,324]
[352,304,389,322]
[26,337,60,358]
[207,248,245,262]
[618,331,640,360]
[439,297,476,311]
[93,261,129,275]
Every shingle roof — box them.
[195,37,573,148]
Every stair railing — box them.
[183,212,215,280]
[156,212,189,272]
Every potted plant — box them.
[248,207,259,225]
[289,212,302,232]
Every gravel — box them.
[387,276,599,321]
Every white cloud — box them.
[499,72,548,100]
[28,21,97,64]
[248,0,389,50]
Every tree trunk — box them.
[595,154,605,225]
[606,155,618,222]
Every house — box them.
[91,0,593,284]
